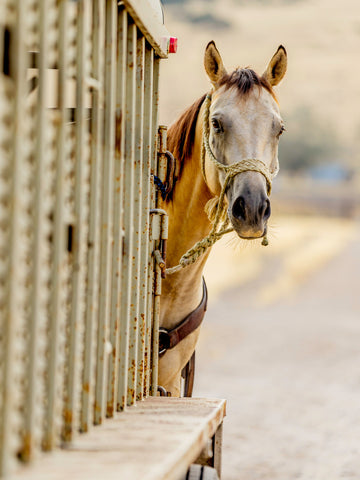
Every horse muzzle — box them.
[227,173,271,239]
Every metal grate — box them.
[0,0,170,476]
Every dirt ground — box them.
[193,215,360,480]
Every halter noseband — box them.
[165,93,274,275]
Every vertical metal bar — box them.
[94,0,117,425]
[59,0,77,443]
[114,7,127,412]
[127,31,145,406]
[0,0,23,473]
[42,0,70,452]
[117,16,136,411]
[20,0,55,461]
[9,0,40,467]
[144,47,155,397]
[63,0,91,442]
[81,0,105,433]
[138,42,153,399]
[150,57,160,395]
[107,5,126,416]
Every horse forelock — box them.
[219,68,277,101]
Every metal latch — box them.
[150,208,168,280]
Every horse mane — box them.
[165,69,274,202]
[166,93,206,201]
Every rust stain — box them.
[83,382,90,393]
[106,402,114,418]
[18,433,32,462]
[115,108,122,154]
[63,409,73,425]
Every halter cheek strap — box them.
[166,93,274,275]
[201,94,273,196]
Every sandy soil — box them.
[193,215,360,480]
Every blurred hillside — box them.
[159,0,360,177]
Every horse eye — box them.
[278,125,286,137]
[211,118,222,133]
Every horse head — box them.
[203,42,287,241]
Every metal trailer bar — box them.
[110,5,127,414]
[81,0,105,433]
[136,41,153,400]
[94,0,117,425]
[117,15,137,411]
[43,0,69,452]
[106,5,125,418]
[22,0,55,461]
[63,0,91,442]
[127,32,145,406]
[0,1,21,474]
[150,58,161,394]
[143,46,155,397]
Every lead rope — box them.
[165,93,273,275]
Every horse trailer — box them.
[0,0,225,479]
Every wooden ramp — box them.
[10,398,226,480]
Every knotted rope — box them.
[166,93,273,275]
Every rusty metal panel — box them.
[0,0,170,474]
[94,0,117,425]
[62,0,92,442]
[81,0,105,433]
[117,16,137,411]
[107,6,127,416]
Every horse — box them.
[157,41,287,397]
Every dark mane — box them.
[166,93,206,201]
[219,68,274,97]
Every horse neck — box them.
[159,109,213,329]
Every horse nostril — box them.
[260,199,271,221]
[232,196,246,221]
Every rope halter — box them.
[166,93,275,275]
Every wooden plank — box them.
[10,398,226,480]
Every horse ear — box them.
[262,45,287,86]
[204,41,227,87]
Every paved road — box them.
[193,217,360,480]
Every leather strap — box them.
[181,351,196,397]
[159,278,208,356]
